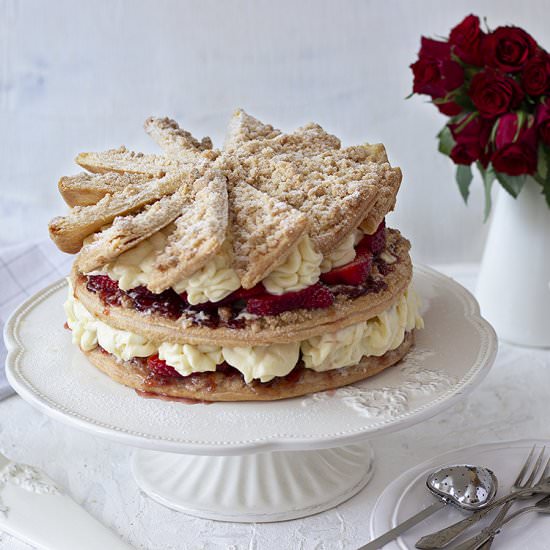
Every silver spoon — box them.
[360,465,498,550]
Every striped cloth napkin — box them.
[0,240,72,400]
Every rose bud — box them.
[469,68,524,118]
[448,115,493,165]
[522,51,550,96]
[411,37,464,98]
[449,14,486,66]
[491,112,537,175]
[483,26,538,73]
[535,98,550,146]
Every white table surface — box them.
[1,264,549,550]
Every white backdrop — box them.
[1,0,548,263]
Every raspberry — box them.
[246,283,334,317]
[356,219,386,256]
[127,286,186,319]
[147,355,181,378]
[320,254,373,286]
[86,275,123,305]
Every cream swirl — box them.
[172,242,240,304]
[262,235,323,295]
[300,288,423,372]
[221,343,301,383]
[158,343,223,376]
[99,228,240,305]
[320,229,363,273]
[65,286,155,360]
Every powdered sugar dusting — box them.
[301,347,457,418]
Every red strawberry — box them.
[220,284,266,304]
[147,355,181,378]
[246,283,334,316]
[320,254,373,286]
[356,219,386,256]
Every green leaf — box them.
[454,112,477,133]
[477,162,496,221]
[404,91,414,100]
[456,164,473,204]
[513,111,526,142]
[537,143,548,180]
[533,148,550,208]
[438,125,455,156]
[495,172,526,198]
[541,177,550,208]
[449,90,475,110]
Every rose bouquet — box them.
[410,14,550,218]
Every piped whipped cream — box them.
[94,225,371,302]
[263,235,323,295]
[320,229,363,273]
[100,227,240,305]
[158,343,223,376]
[301,288,424,372]
[221,343,301,383]
[171,241,240,304]
[65,283,155,360]
[66,284,423,382]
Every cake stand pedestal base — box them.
[132,441,374,523]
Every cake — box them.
[49,110,423,401]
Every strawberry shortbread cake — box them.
[49,110,423,401]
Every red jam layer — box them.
[85,222,390,325]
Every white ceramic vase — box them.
[476,177,550,348]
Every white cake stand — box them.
[4,266,497,522]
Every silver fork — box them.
[416,445,550,549]
[475,446,549,550]
[452,494,550,550]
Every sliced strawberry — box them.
[147,355,181,378]
[356,219,386,256]
[320,254,373,286]
[246,283,334,317]
[226,284,266,302]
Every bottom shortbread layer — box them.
[83,331,414,402]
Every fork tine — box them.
[514,445,537,486]
[524,446,546,487]
[536,457,550,485]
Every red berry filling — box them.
[85,220,389,322]
[126,286,187,319]
[320,253,373,285]
[86,275,124,305]
[356,219,386,256]
[246,283,334,316]
[147,355,180,378]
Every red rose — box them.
[411,37,464,98]
[450,142,479,165]
[536,98,550,146]
[469,68,524,118]
[522,51,550,96]
[448,115,492,165]
[449,14,485,66]
[491,112,537,175]
[483,26,538,72]
[436,99,463,116]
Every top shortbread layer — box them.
[49,110,402,291]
